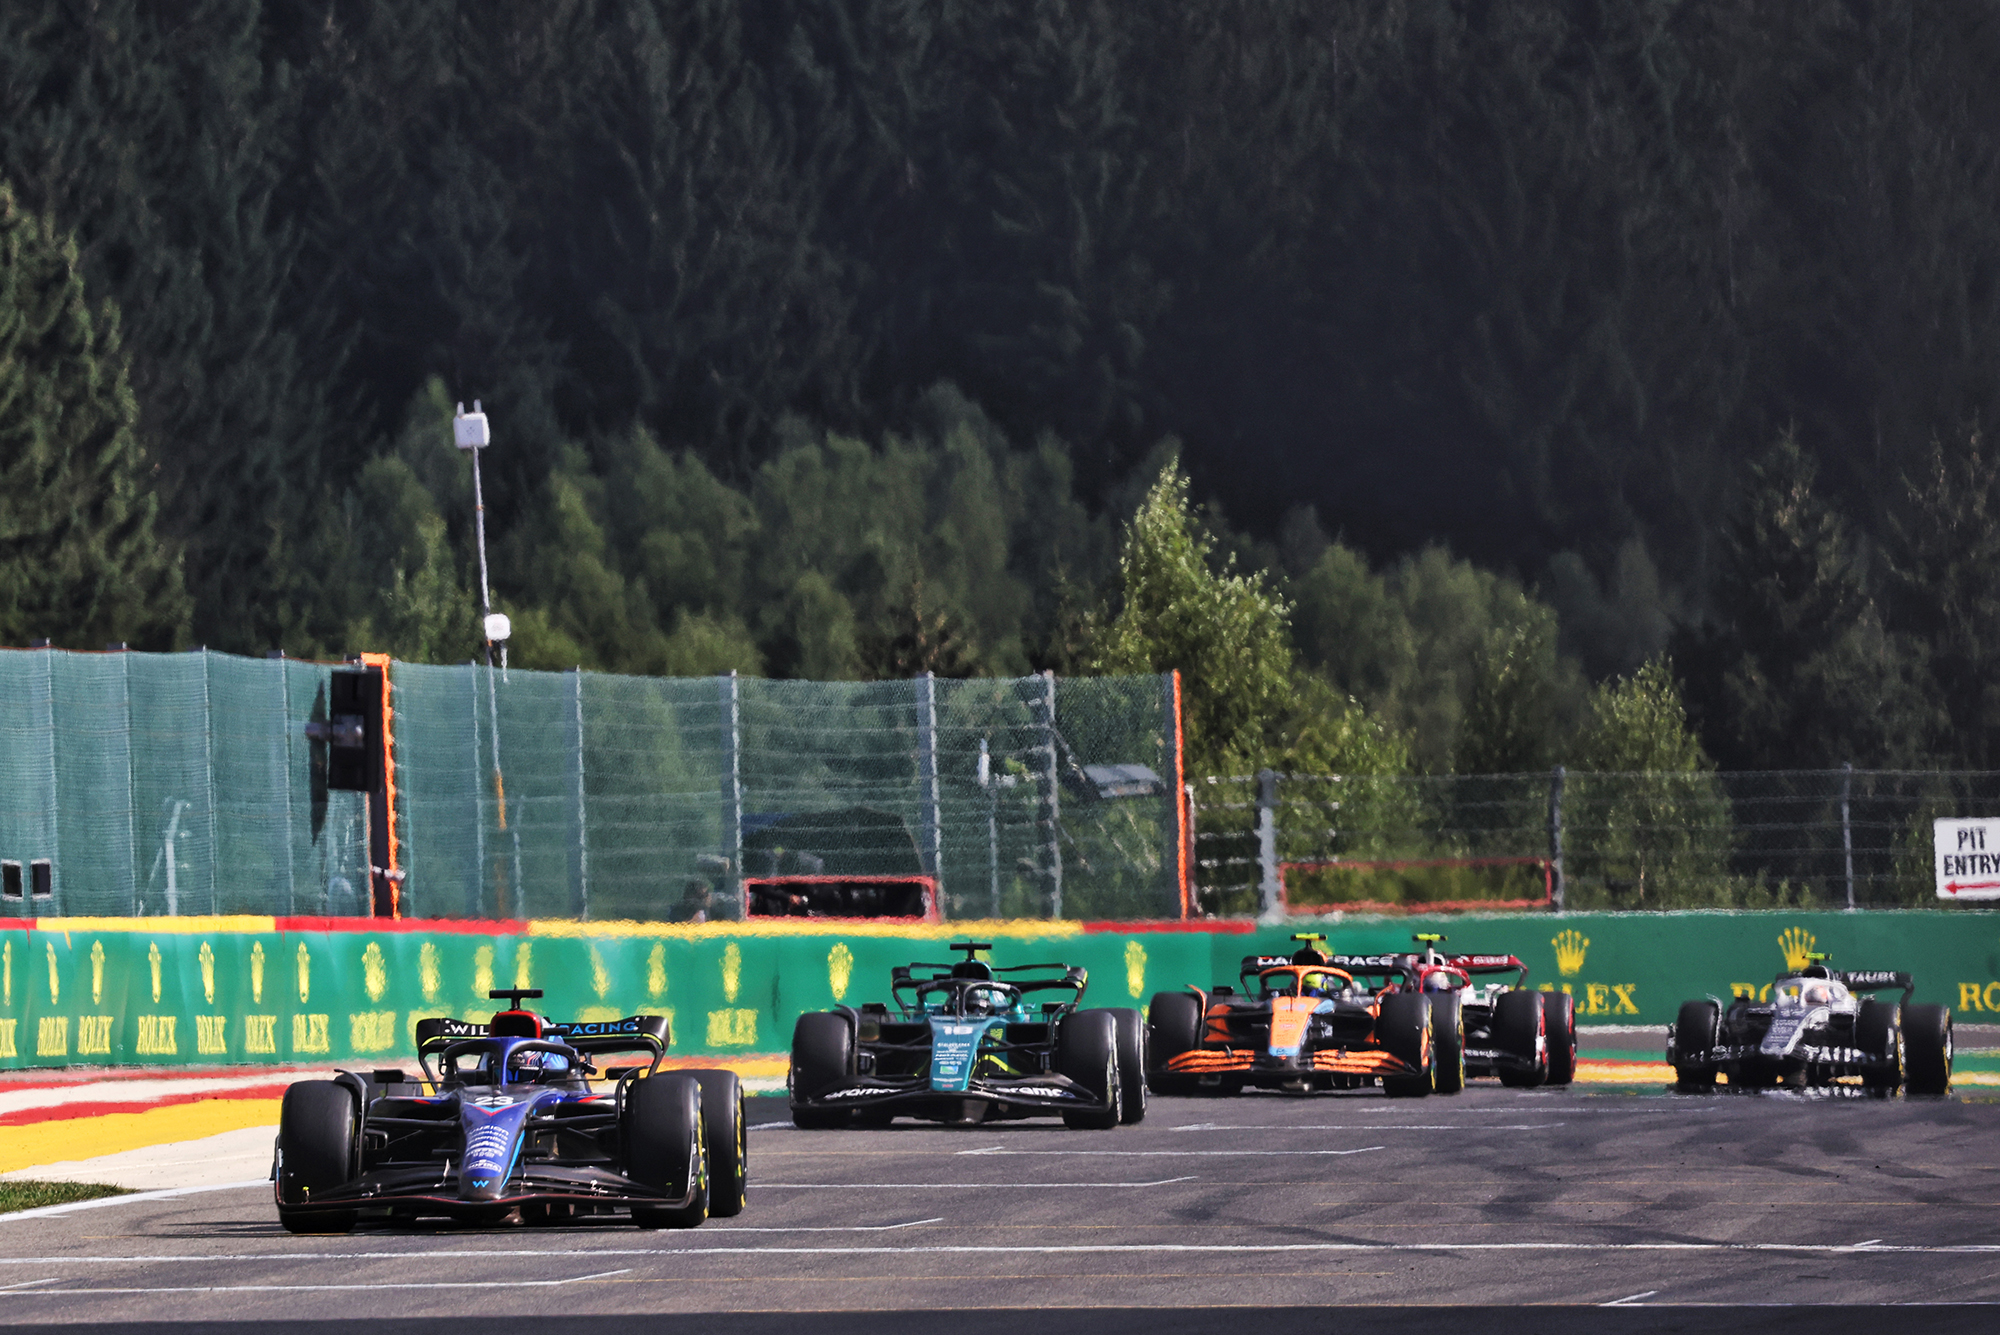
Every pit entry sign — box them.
[1934,817,2000,900]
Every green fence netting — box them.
[0,650,1182,922]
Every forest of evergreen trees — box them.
[4,1,1999,774]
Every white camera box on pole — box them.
[1934,817,2000,900]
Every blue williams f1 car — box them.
[273,989,746,1233]
[789,941,1146,1129]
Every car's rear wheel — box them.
[276,1081,359,1235]
[627,1073,708,1229]
[790,1011,854,1129]
[1544,990,1578,1086]
[1103,1008,1148,1124]
[1428,992,1466,1094]
[1378,992,1435,1098]
[693,1069,747,1217]
[1056,1010,1123,1129]
[1494,990,1548,1088]
[1904,1003,1953,1095]
[1147,991,1203,1096]
[1671,999,1720,1091]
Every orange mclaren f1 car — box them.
[1147,935,1453,1097]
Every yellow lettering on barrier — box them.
[706,1008,757,1047]
[1961,983,1984,1011]
[136,1015,177,1055]
[1986,982,2000,1012]
[1583,983,1611,1015]
[197,1015,229,1055]
[1731,983,1758,999]
[1126,941,1147,999]
[1536,982,1574,995]
[37,1016,66,1056]
[0,1018,15,1058]
[244,1014,277,1054]
[1610,984,1639,1015]
[292,1013,330,1054]
[78,1015,114,1055]
[349,1011,397,1052]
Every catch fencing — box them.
[0,650,1184,923]
[1192,768,1999,914]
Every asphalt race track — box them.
[5,1084,1999,1335]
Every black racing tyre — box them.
[1543,990,1578,1086]
[1904,1003,1954,1096]
[276,1081,358,1234]
[1671,999,1720,1091]
[790,1011,855,1129]
[1102,1008,1149,1124]
[1494,990,1548,1088]
[1428,992,1466,1094]
[1056,1010,1123,1129]
[626,1072,708,1228]
[692,1069,747,1217]
[1377,992,1435,1098]
[1856,999,1903,1091]
[1147,991,1204,1096]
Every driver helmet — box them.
[1423,970,1456,992]
[1802,982,1831,1005]
[508,1047,569,1080]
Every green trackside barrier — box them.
[3,911,1998,1070]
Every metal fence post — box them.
[1257,769,1281,919]
[980,737,1001,917]
[1841,761,1855,911]
[1548,765,1566,911]
[1038,671,1063,918]
[565,668,589,919]
[916,672,943,903]
[719,670,743,919]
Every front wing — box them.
[1165,1045,1421,1081]
[794,1071,1111,1117]
[273,1155,698,1218]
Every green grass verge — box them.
[0,1180,131,1214]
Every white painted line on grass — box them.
[0,1181,268,1223]
[957,1146,1386,1158]
[2,1268,634,1298]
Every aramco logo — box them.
[1553,930,1589,977]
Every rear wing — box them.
[1444,953,1531,985]
[414,1013,671,1058]
[889,962,1087,1013]
[1833,970,1915,1000]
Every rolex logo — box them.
[1778,927,1817,973]
[828,943,853,1001]
[1125,940,1148,999]
[1553,930,1589,977]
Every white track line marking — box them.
[1601,1290,1657,1306]
[0,1181,269,1223]
[1170,1124,1561,1132]
[5,1240,1984,1263]
[709,1218,944,1232]
[957,1146,1386,1158]
[756,1178,1198,1189]
[0,1278,61,1292]
[2,1268,634,1297]
[749,1122,796,1130]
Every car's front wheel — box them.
[1494,990,1548,1088]
[1102,1008,1148,1123]
[1428,992,1466,1094]
[1671,999,1720,1091]
[1544,990,1578,1086]
[692,1069,747,1217]
[1378,992,1435,1098]
[1056,1010,1123,1129]
[627,1073,708,1229]
[1147,991,1204,1096]
[1904,1003,1954,1095]
[790,1012,855,1129]
[275,1081,358,1235]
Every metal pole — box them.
[201,650,218,914]
[470,443,494,670]
[916,672,943,907]
[1185,782,1199,914]
[1549,765,1566,912]
[1038,671,1062,918]
[1842,761,1855,911]
[567,668,589,919]
[468,668,485,918]
[720,671,743,919]
[980,738,1000,917]
[1256,769,1281,919]
[276,658,297,915]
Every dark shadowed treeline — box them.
[2,1,1998,772]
